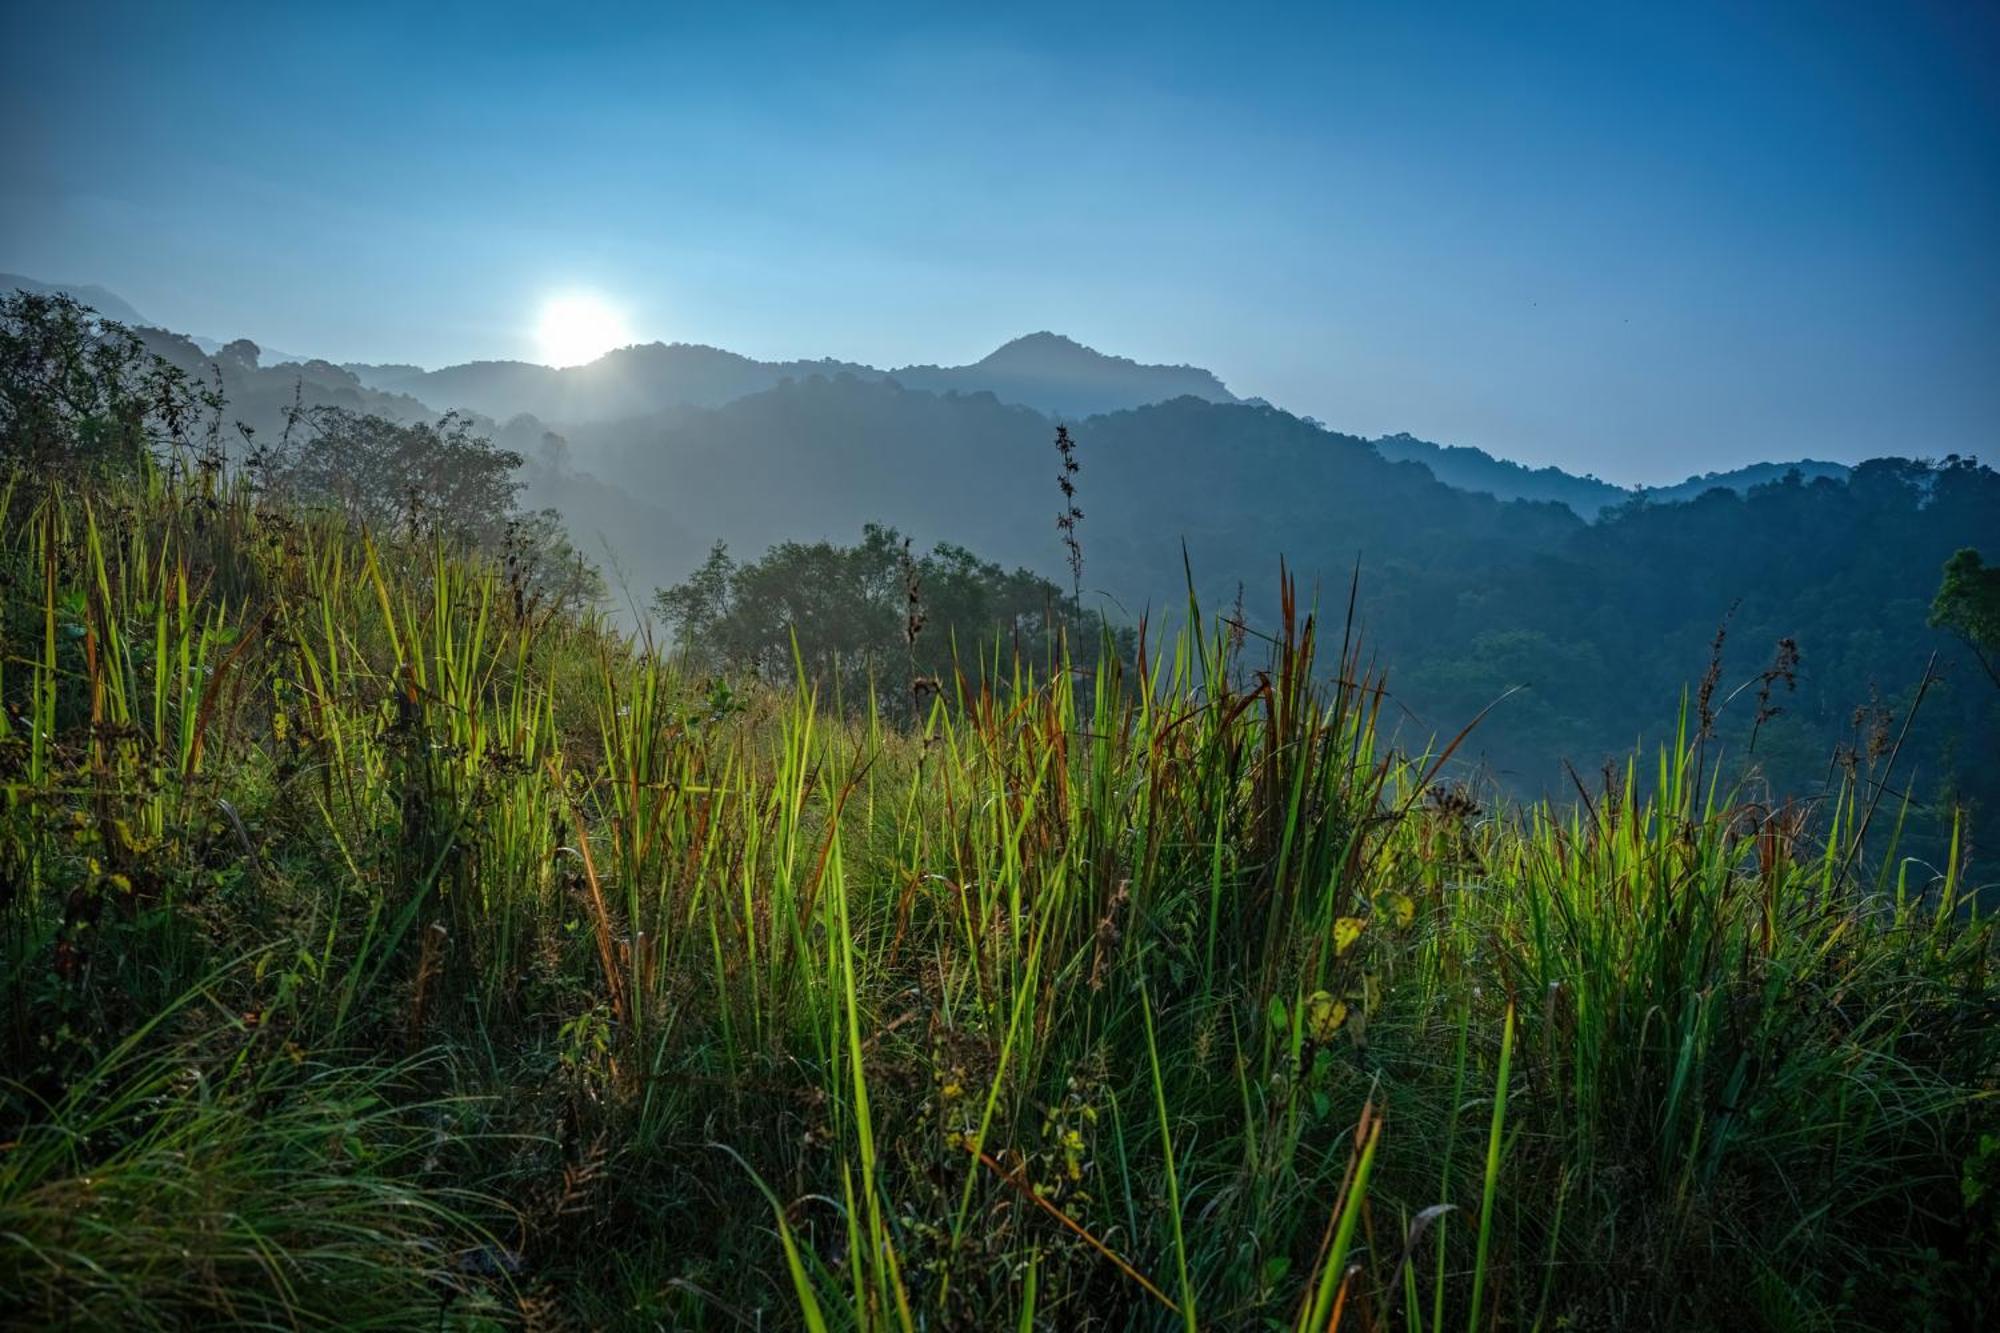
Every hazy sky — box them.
[4,1,1996,484]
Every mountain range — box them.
[1369,433,1853,517]
[8,274,1852,519]
[7,273,1991,839]
[340,331,1850,520]
[342,329,1240,425]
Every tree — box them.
[651,524,1118,710]
[257,405,524,545]
[1931,548,2000,688]
[503,507,608,622]
[0,290,220,478]
[254,405,603,616]
[3,294,602,617]
[653,541,736,658]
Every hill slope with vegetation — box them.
[1368,431,1851,517]
[2,295,1998,1330]
[19,281,1994,875]
[573,379,1999,857]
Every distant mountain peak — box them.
[974,330,1202,376]
[878,332,1238,417]
[978,330,1091,362]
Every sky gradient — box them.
[3,0,1996,484]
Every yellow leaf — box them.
[1334,916,1366,955]
[1306,990,1349,1042]
[1390,893,1415,929]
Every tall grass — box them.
[2,464,1994,1328]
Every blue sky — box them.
[3,1,1996,483]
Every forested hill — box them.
[344,329,1240,425]
[334,317,1844,520]
[0,276,1877,518]
[346,344,883,424]
[128,326,432,437]
[523,378,1586,624]
[1371,432,1851,517]
[888,331,1240,418]
[13,287,1996,854]
[0,272,152,327]
[537,376,1996,840]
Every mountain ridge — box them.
[0,272,1877,520]
[5,278,1992,836]
[884,331,1239,417]
[340,328,1242,426]
[1370,431,1852,518]
[2,272,153,327]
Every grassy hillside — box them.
[2,454,1995,1330]
[3,293,1995,1328]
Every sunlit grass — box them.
[2,464,1994,1328]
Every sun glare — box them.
[535,292,630,367]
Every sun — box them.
[535,292,631,367]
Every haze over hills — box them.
[337,316,1847,519]
[1,273,153,328]
[8,276,1993,829]
[884,331,1240,418]
[332,309,1856,522]
[343,329,1241,426]
[124,324,433,439]
[2,273,314,364]
[9,273,1859,520]
[1372,433,1855,518]
[345,344,882,425]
